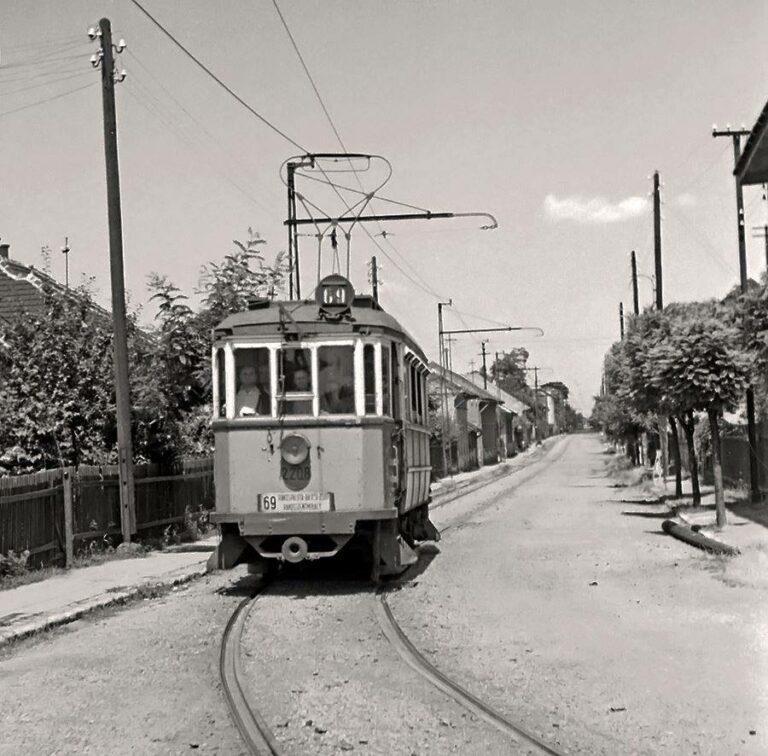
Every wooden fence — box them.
[0,457,214,569]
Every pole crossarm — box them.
[441,326,544,336]
[285,211,498,229]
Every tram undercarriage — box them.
[210,503,440,579]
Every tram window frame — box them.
[277,346,314,417]
[381,344,392,417]
[363,344,377,415]
[213,347,226,419]
[391,344,402,420]
[233,346,272,418]
[318,343,356,415]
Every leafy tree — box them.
[0,285,116,473]
[489,348,530,398]
[623,309,684,498]
[648,301,752,527]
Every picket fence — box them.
[0,457,214,568]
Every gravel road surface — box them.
[390,433,768,755]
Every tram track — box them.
[219,438,570,755]
[374,592,567,756]
[220,584,284,756]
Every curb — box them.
[0,563,209,649]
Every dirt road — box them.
[390,433,768,755]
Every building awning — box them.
[735,98,768,185]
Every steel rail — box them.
[374,593,567,756]
[220,592,284,756]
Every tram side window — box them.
[416,368,424,422]
[409,362,419,420]
[363,344,376,415]
[391,344,401,420]
[382,346,391,417]
[214,348,226,419]
[234,348,271,417]
[318,345,355,414]
[278,347,313,416]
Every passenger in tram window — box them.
[321,378,355,414]
[290,367,311,392]
[235,364,269,416]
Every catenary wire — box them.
[127,0,308,152]
[0,80,96,120]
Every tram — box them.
[209,273,438,578]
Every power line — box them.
[127,0,307,151]
[271,0,347,153]
[0,69,91,97]
[0,81,96,120]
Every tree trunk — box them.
[708,408,727,529]
[668,415,683,499]
[678,412,701,506]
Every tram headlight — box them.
[280,434,310,465]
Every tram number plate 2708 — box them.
[258,492,333,513]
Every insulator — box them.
[115,39,127,53]
[87,27,101,40]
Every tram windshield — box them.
[234,348,270,416]
[318,345,355,414]
[221,341,406,420]
[277,347,313,415]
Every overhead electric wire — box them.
[123,70,272,213]
[125,48,273,211]
[270,0,346,155]
[0,69,91,97]
[0,80,96,120]
[129,0,458,302]
[127,0,307,152]
[269,0,455,301]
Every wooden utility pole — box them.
[480,340,488,389]
[630,250,639,315]
[95,18,135,541]
[437,300,452,477]
[653,172,663,310]
[713,126,760,502]
[619,302,625,340]
[61,236,70,290]
[651,172,670,480]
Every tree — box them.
[623,309,684,498]
[489,348,530,398]
[649,301,752,527]
[0,285,116,473]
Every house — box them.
[427,362,503,476]
[465,370,535,455]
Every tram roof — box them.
[214,298,428,363]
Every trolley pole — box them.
[630,250,639,316]
[95,18,135,540]
[713,126,760,502]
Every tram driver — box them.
[236,364,269,416]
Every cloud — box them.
[544,194,649,224]
[675,193,697,207]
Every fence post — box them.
[63,468,74,568]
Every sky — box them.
[2,0,768,414]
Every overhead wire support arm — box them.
[285,210,498,228]
[441,326,544,336]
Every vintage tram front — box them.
[210,275,438,577]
